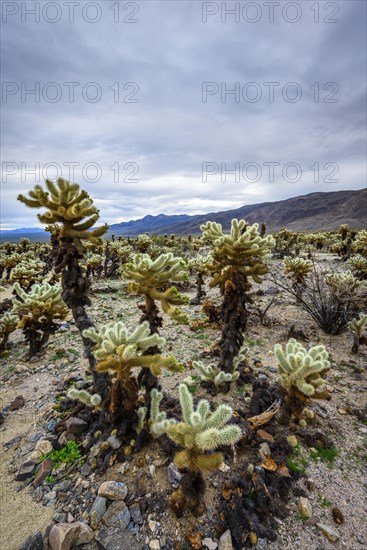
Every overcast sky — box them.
[1,0,366,229]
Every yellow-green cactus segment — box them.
[0,312,18,336]
[348,313,367,338]
[67,387,102,407]
[83,320,184,378]
[283,256,313,282]
[12,282,68,326]
[354,230,367,257]
[274,338,330,397]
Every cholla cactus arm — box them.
[347,255,367,279]
[136,406,147,434]
[354,230,367,257]
[283,257,313,283]
[348,313,367,338]
[0,312,18,351]
[149,388,177,438]
[67,387,102,407]
[18,178,108,251]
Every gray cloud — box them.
[1,0,366,229]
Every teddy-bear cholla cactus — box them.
[166,384,241,471]
[121,253,189,324]
[10,259,45,288]
[17,178,108,253]
[201,219,274,376]
[354,230,367,257]
[188,255,212,305]
[283,257,313,285]
[84,320,183,377]
[347,255,367,280]
[0,312,18,352]
[325,270,360,293]
[12,282,68,355]
[275,339,330,422]
[348,313,367,354]
[84,320,183,422]
[185,346,247,388]
[67,387,102,408]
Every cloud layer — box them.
[1,0,366,229]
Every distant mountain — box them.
[1,189,366,242]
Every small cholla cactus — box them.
[121,253,189,324]
[18,178,108,252]
[0,312,18,352]
[0,252,22,280]
[67,387,102,408]
[84,320,183,377]
[166,383,241,472]
[348,313,367,354]
[12,282,68,355]
[84,320,184,422]
[185,346,247,389]
[354,230,367,257]
[275,338,330,423]
[325,270,360,293]
[347,255,367,280]
[149,388,176,438]
[283,256,313,293]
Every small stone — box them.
[219,462,230,473]
[107,435,122,450]
[19,531,44,550]
[49,522,80,550]
[168,462,183,488]
[103,501,131,528]
[33,458,53,488]
[149,520,157,532]
[256,429,274,443]
[90,511,101,530]
[9,395,25,410]
[259,443,271,461]
[298,497,312,518]
[148,465,156,478]
[16,460,37,481]
[316,523,340,542]
[255,539,267,550]
[129,503,142,525]
[219,529,233,550]
[65,416,88,434]
[149,540,160,550]
[202,538,218,550]
[98,481,128,501]
[337,409,347,415]
[95,526,142,550]
[35,439,53,455]
[91,496,107,517]
[53,513,68,523]
[75,522,94,545]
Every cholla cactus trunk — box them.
[138,294,163,413]
[217,271,251,376]
[193,272,206,305]
[54,237,110,401]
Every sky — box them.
[1,0,366,229]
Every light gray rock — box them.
[98,481,128,501]
[219,530,233,550]
[103,501,131,528]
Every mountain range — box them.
[1,188,366,242]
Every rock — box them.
[255,539,267,550]
[316,523,340,542]
[259,443,271,461]
[168,462,183,488]
[218,462,230,473]
[107,435,122,450]
[19,531,44,550]
[98,480,128,501]
[65,416,88,434]
[129,503,142,524]
[35,439,53,455]
[49,522,80,550]
[53,513,68,523]
[33,458,53,487]
[103,501,131,528]
[75,522,94,545]
[256,429,274,443]
[149,541,160,550]
[149,520,157,532]
[16,460,37,481]
[298,497,313,518]
[91,496,107,517]
[3,434,22,450]
[9,395,25,410]
[95,526,142,550]
[90,511,101,530]
[219,530,233,550]
[202,538,218,550]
